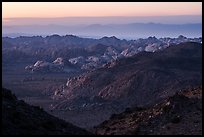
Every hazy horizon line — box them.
[3,22,202,27]
[2,33,202,39]
[3,15,202,19]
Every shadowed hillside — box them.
[50,42,202,128]
[94,86,202,135]
[2,88,91,135]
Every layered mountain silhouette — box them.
[2,88,91,135]
[3,35,201,73]
[2,34,202,133]
[3,22,202,38]
[53,42,202,108]
[50,42,202,128]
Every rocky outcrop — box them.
[25,57,76,73]
[94,86,202,135]
[53,57,64,65]
[25,60,63,73]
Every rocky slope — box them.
[45,42,202,129]
[94,86,202,135]
[2,88,91,135]
[52,42,202,110]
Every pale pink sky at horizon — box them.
[2,2,202,19]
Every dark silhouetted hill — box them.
[2,88,91,135]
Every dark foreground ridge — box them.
[2,88,91,135]
[94,86,202,135]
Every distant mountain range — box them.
[3,23,202,39]
[2,35,202,73]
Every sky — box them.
[3,2,202,18]
[2,2,202,38]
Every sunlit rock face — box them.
[53,57,64,65]
[69,56,85,65]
